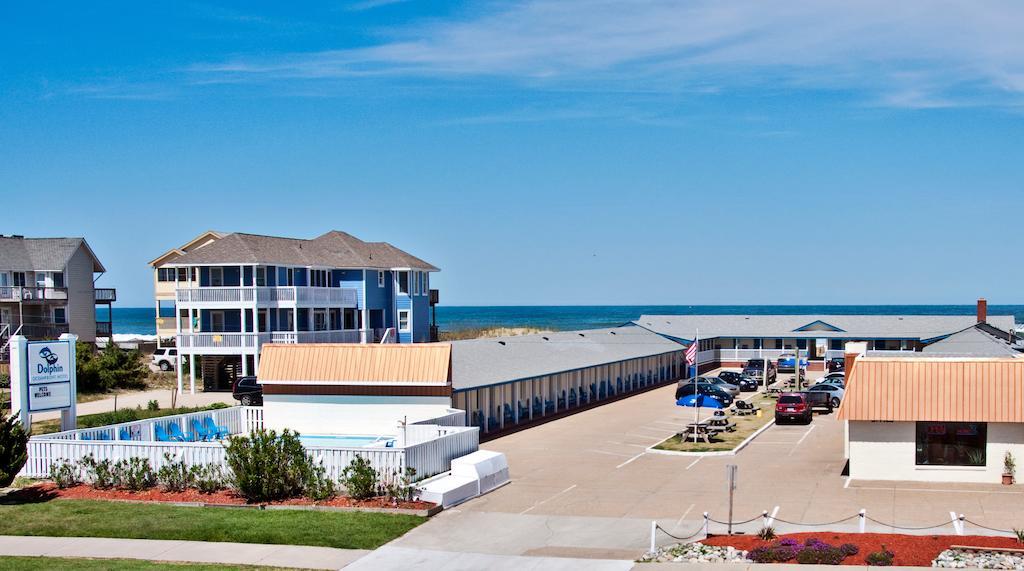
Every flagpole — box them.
[693,328,699,443]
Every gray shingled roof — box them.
[451,325,682,390]
[164,230,438,271]
[921,325,1023,357]
[0,237,104,272]
[634,314,1017,342]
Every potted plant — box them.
[1003,452,1016,485]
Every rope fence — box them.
[649,508,1018,553]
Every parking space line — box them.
[676,503,696,529]
[685,457,702,470]
[616,452,645,469]
[587,449,636,458]
[520,484,578,514]
[788,424,817,456]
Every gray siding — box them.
[66,245,96,342]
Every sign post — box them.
[9,334,77,432]
[726,464,738,535]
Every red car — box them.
[775,392,813,424]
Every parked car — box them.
[808,383,844,409]
[675,381,734,406]
[232,376,263,406]
[827,357,845,373]
[151,348,179,371]
[719,370,757,392]
[706,377,740,396]
[813,371,845,387]
[742,359,777,385]
[777,353,809,373]
[775,392,813,424]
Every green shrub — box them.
[224,429,316,502]
[156,453,193,492]
[382,467,417,503]
[76,342,148,393]
[147,400,160,412]
[191,464,227,494]
[865,548,895,566]
[305,464,337,502]
[0,414,29,487]
[757,526,777,540]
[340,455,379,500]
[112,458,155,491]
[48,458,81,489]
[79,454,116,489]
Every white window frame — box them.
[398,309,411,332]
[255,267,267,287]
[210,267,224,287]
[52,306,67,324]
[397,271,409,295]
[424,272,428,294]
[377,271,385,288]
[0,272,9,287]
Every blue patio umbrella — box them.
[676,394,725,409]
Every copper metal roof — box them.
[837,357,1024,422]
[258,343,451,385]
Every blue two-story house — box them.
[150,230,439,392]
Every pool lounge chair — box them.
[191,418,214,441]
[118,428,132,441]
[203,416,230,439]
[154,425,175,442]
[167,423,196,442]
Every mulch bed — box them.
[21,483,436,511]
[703,532,1021,567]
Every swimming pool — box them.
[299,434,395,448]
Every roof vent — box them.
[498,341,506,346]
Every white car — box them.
[808,383,845,408]
[814,371,845,387]
[151,348,179,371]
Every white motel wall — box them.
[262,395,456,436]
[848,421,1024,484]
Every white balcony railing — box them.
[269,330,362,344]
[176,286,357,307]
[177,329,364,351]
[0,286,69,302]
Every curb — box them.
[50,495,441,517]
[646,418,777,457]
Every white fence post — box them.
[650,520,657,553]
[703,512,710,537]
[859,509,866,533]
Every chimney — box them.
[977,298,988,324]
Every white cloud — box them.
[189,0,1024,107]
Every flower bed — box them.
[25,483,436,511]
[703,532,1022,567]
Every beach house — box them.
[0,235,116,361]
[149,230,439,392]
[634,299,1016,373]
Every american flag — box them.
[685,338,698,365]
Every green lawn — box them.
[0,500,424,550]
[0,557,308,571]
[654,392,776,452]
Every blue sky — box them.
[2,1,1022,307]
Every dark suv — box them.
[232,376,262,406]
[742,359,777,385]
[775,392,813,424]
[718,370,757,392]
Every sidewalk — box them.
[33,388,235,421]
[0,535,368,569]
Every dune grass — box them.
[0,499,424,550]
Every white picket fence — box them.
[22,405,478,482]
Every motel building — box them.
[839,337,1024,484]
[633,299,1014,373]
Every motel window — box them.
[53,307,67,324]
[255,267,266,287]
[397,271,409,295]
[915,422,987,467]
[398,309,410,331]
[210,267,224,287]
[378,271,385,288]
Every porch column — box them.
[360,270,369,343]
[513,381,520,424]
[188,352,197,394]
[253,348,260,375]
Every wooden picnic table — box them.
[680,422,722,443]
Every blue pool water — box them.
[299,435,393,448]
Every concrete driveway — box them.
[387,377,1024,564]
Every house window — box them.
[157,268,175,282]
[12,272,26,286]
[417,272,424,295]
[0,273,8,287]
[310,269,328,287]
[53,307,67,324]
[397,271,409,295]
[398,309,410,331]
[915,422,987,467]
[210,311,225,332]
[53,272,64,288]
[210,267,224,287]
[177,268,190,282]
[378,271,385,288]
[413,272,420,295]
[423,273,428,293]
[255,267,266,287]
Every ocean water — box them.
[103,305,1024,336]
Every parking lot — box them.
[385,369,1024,563]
